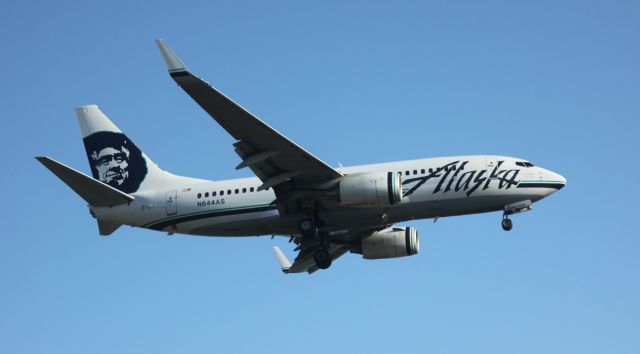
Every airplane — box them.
[36,39,566,274]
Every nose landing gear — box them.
[501,214,513,231]
[501,200,532,231]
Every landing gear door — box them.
[165,190,177,216]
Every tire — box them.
[298,218,317,238]
[502,218,513,231]
[313,248,332,269]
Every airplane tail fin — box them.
[76,105,167,194]
[37,105,206,235]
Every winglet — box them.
[155,38,188,73]
[272,246,292,273]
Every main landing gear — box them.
[501,214,513,231]
[298,218,317,238]
[313,248,331,269]
[298,216,332,269]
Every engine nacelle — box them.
[360,227,420,260]
[338,172,402,207]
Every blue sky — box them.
[1,1,639,353]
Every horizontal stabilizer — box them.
[36,156,134,207]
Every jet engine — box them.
[338,172,402,207]
[356,227,420,259]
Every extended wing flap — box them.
[36,156,134,207]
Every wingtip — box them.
[272,246,292,273]
[155,38,187,73]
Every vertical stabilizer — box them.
[76,105,166,194]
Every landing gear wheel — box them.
[313,248,332,269]
[298,218,317,238]
[501,217,513,231]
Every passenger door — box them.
[165,190,177,216]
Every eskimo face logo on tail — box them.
[83,131,147,193]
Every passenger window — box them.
[235,189,239,194]
[242,188,247,193]
[421,169,425,174]
[413,170,417,175]
[205,192,209,198]
[197,193,202,199]
[250,187,255,192]
[220,191,224,196]
[212,191,216,196]
[227,190,232,195]
[429,168,433,173]
[405,171,409,176]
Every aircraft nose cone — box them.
[554,172,567,190]
[544,170,566,193]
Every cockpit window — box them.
[516,161,535,168]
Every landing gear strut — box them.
[298,218,317,238]
[501,214,513,231]
[298,212,332,269]
[501,200,533,231]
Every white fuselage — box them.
[92,155,565,238]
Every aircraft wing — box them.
[156,39,342,207]
[273,243,350,274]
[271,226,385,274]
